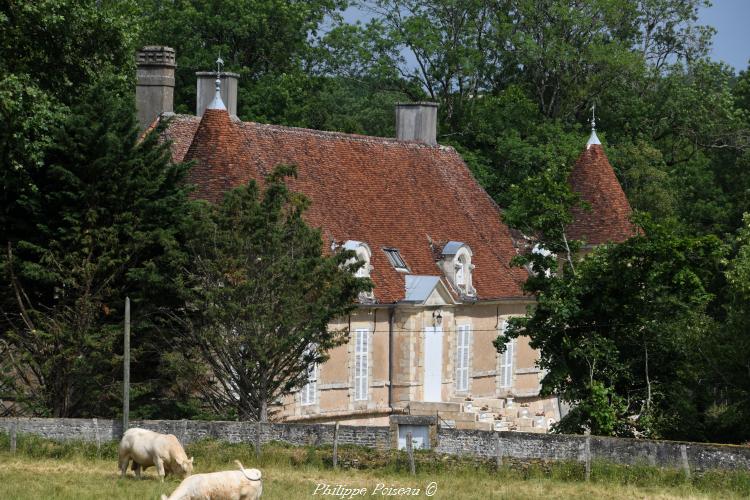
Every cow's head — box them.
[177,456,194,477]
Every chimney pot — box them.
[196,72,239,118]
[395,102,438,146]
[135,46,176,131]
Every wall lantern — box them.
[432,309,443,327]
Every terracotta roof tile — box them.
[568,143,638,245]
[162,110,528,303]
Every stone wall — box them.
[434,428,750,471]
[2,417,749,472]
[0,418,390,450]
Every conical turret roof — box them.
[567,133,637,245]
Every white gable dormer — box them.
[343,240,373,278]
[439,241,475,297]
[343,240,374,302]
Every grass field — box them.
[1,432,749,499]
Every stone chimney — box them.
[395,102,438,146]
[196,72,239,117]
[135,46,176,131]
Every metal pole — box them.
[123,297,130,435]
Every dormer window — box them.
[440,241,475,296]
[343,240,372,278]
[383,248,409,272]
[456,255,467,286]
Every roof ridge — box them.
[169,113,456,151]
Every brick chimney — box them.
[395,102,438,146]
[135,46,176,131]
[196,71,239,117]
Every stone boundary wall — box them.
[0,418,390,450]
[1,418,749,471]
[435,428,750,471]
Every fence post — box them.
[123,296,130,435]
[680,444,690,479]
[255,421,262,460]
[584,429,591,482]
[10,421,17,454]
[405,431,415,476]
[495,432,503,469]
[332,421,339,469]
[93,418,101,456]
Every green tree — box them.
[0,82,192,417]
[178,165,372,421]
[497,219,725,438]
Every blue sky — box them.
[699,0,750,71]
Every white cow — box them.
[161,460,262,500]
[118,428,194,481]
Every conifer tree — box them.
[1,81,192,417]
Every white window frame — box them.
[455,324,471,392]
[354,328,369,401]
[499,321,515,389]
[301,362,318,406]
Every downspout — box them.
[388,305,396,410]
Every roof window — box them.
[383,248,409,271]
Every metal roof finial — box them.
[207,55,227,111]
[586,102,601,148]
[591,103,596,131]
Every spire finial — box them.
[591,102,596,131]
[586,102,600,148]
[207,55,227,111]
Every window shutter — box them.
[354,329,369,401]
[301,362,317,405]
[455,325,470,392]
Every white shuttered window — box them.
[455,325,471,391]
[499,321,515,389]
[354,329,369,401]
[301,363,317,405]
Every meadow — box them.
[1,432,749,499]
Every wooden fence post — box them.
[405,431,415,476]
[10,421,17,454]
[680,444,690,479]
[495,432,503,469]
[584,429,591,482]
[332,421,339,469]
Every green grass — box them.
[0,432,749,499]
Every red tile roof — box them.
[160,110,528,303]
[567,143,637,245]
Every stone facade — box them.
[280,300,558,430]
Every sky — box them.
[699,0,750,71]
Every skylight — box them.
[383,248,408,271]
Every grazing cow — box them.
[118,428,193,481]
[161,460,262,500]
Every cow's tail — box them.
[235,460,262,481]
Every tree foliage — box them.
[176,165,372,421]
[0,82,192,417]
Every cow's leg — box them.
[155,457,166,482]
[133,462,142,479]
[118,455,129,479]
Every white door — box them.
[423,326,443,402]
